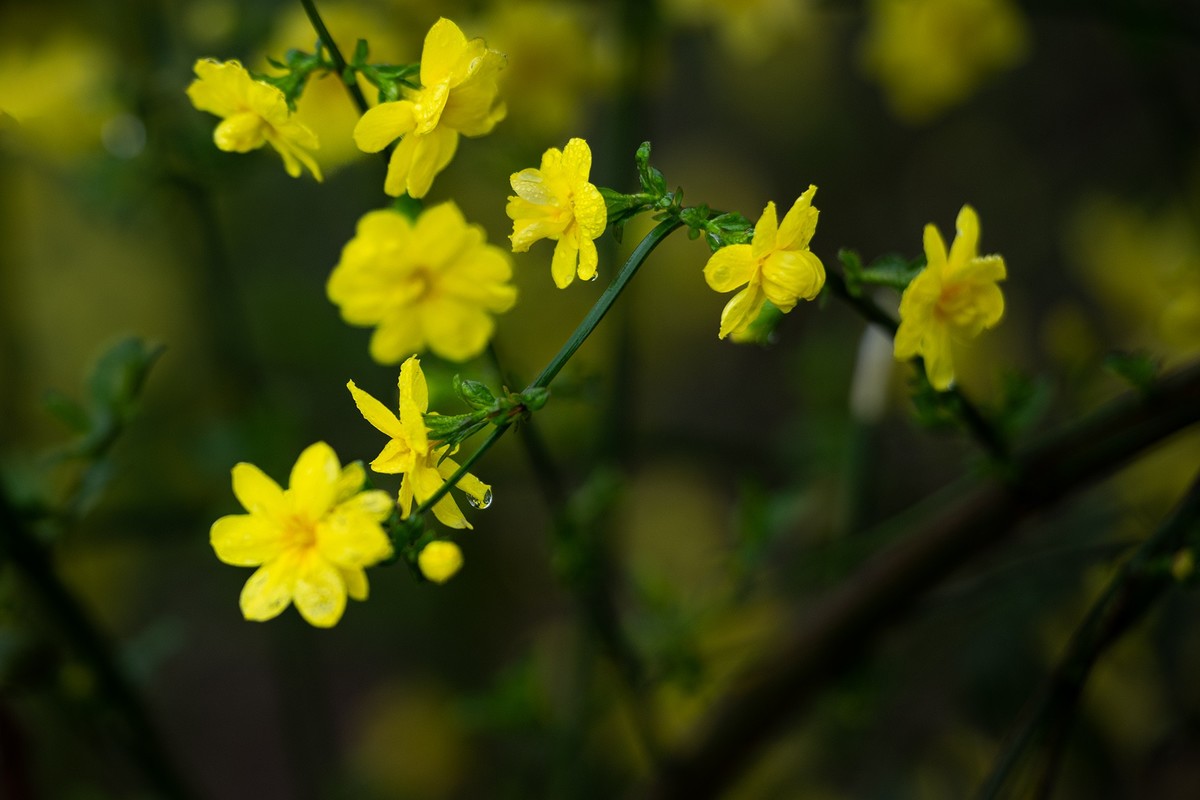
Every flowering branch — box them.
[298,0,370,116]
[650,358,1200,800]
[410,217,684,519]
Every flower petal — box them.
[437,457,490,508]
[413,464,471,529]
[239,553,298,622]
[371,438,414,474]
[776,186,819,251]
[288,442,341,520]
[718,284,767,340]
[211,514,286,567]
[399,355,430,413]
[369,312,425,365]
[405,128,458,199]
[948,204,980,269]
[341,567,369,601]
[923,222,948,273]
[316,502,393,568]
[354,101,416,153]
[293,554,347,628]
[751,201,779,260]
[347,380,405,439]
[704,244,756,293]
[232,462,287,521]
[551,238,579,289]
[382,131,419,197]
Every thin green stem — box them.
[412,217,683,518]
[299,0,370,116]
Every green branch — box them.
[411,218,684,518]
[298,0,371,116]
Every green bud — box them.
[454,375,497,410]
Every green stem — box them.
[412,217,683,518]
[299,0,370,116]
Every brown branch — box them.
[650,359,1200,799]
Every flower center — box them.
[282,514,317,551]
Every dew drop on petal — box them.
[586,272,599,282]
[466,489,493,509]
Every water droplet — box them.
[467,489,494,509]
[586,272,599,282]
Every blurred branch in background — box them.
[652,358,1200,799]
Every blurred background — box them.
[2,0,1199,797]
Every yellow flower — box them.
[210,442,393,628]
[860,0,1028,123]
[347,356,491,530]
[186,59,322,180]
[506,137,607,289]
[703,186,825,339]
[894,205,1006,391]
[327,202,517,363]
[418,541,463,584]
[354,18,506,198]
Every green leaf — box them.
[423,413,480,441]
[517,387,549,412]
[86,337,164,416]
[42,389,91,434]
[858,253,925,290]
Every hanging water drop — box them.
[467,489,494,509]
[586,272,599,282]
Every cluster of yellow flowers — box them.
[194,15,1009,627]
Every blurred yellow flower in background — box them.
[894,205,1006,390]
[483,1,614,139]
[663,0,809,62]
[1067,196,1200,361]
[354,17,506,198]
[703,186,825,340]
[418,540,464,583]
[860,0,1028,123]
[186,58,322,180]
[0,32,117,158]
[210,442,393,627]
[327,202,517,363]
[507,137,608,289]
[348,356,491,530]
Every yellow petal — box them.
[186,59,247,117]
[922,329,956,391]
[561,137,593,184]
[923,222,949,272]
[761,249,825,309]
[776,186,819,251]
[577,238,598,283]
[239,552,298,622]
[354,101,416,153]
[334,461,366,504]
[347,380,405,439]
[231,462,287,521]
[398,355,430,413]
[718,284,767,340]
[288,442,341,521]
[412,201,471,268]
[420,18,471,88]
[551,238,579,289]
[293,554,347,628]
[948,204,981,269]
[213,111,266,153]
[210,514,286,567]
[369,312,425,365]
[382,131,418,197]
[371,438,415,475]
[573,181,608,239]
[420,297,493,362]
[509,168,557,205]
[405,128,458,199]
[341,567,369,601]
[436,457,490,508]
[413,464,471,529]
[316,503,393,568]
[398,474,415,518]
[704,244,756,293]
[751,201,779,260]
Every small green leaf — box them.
[86,337,164,416]
[518,387,549,412]
[42,389,91,434]
[423,413,479,441]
